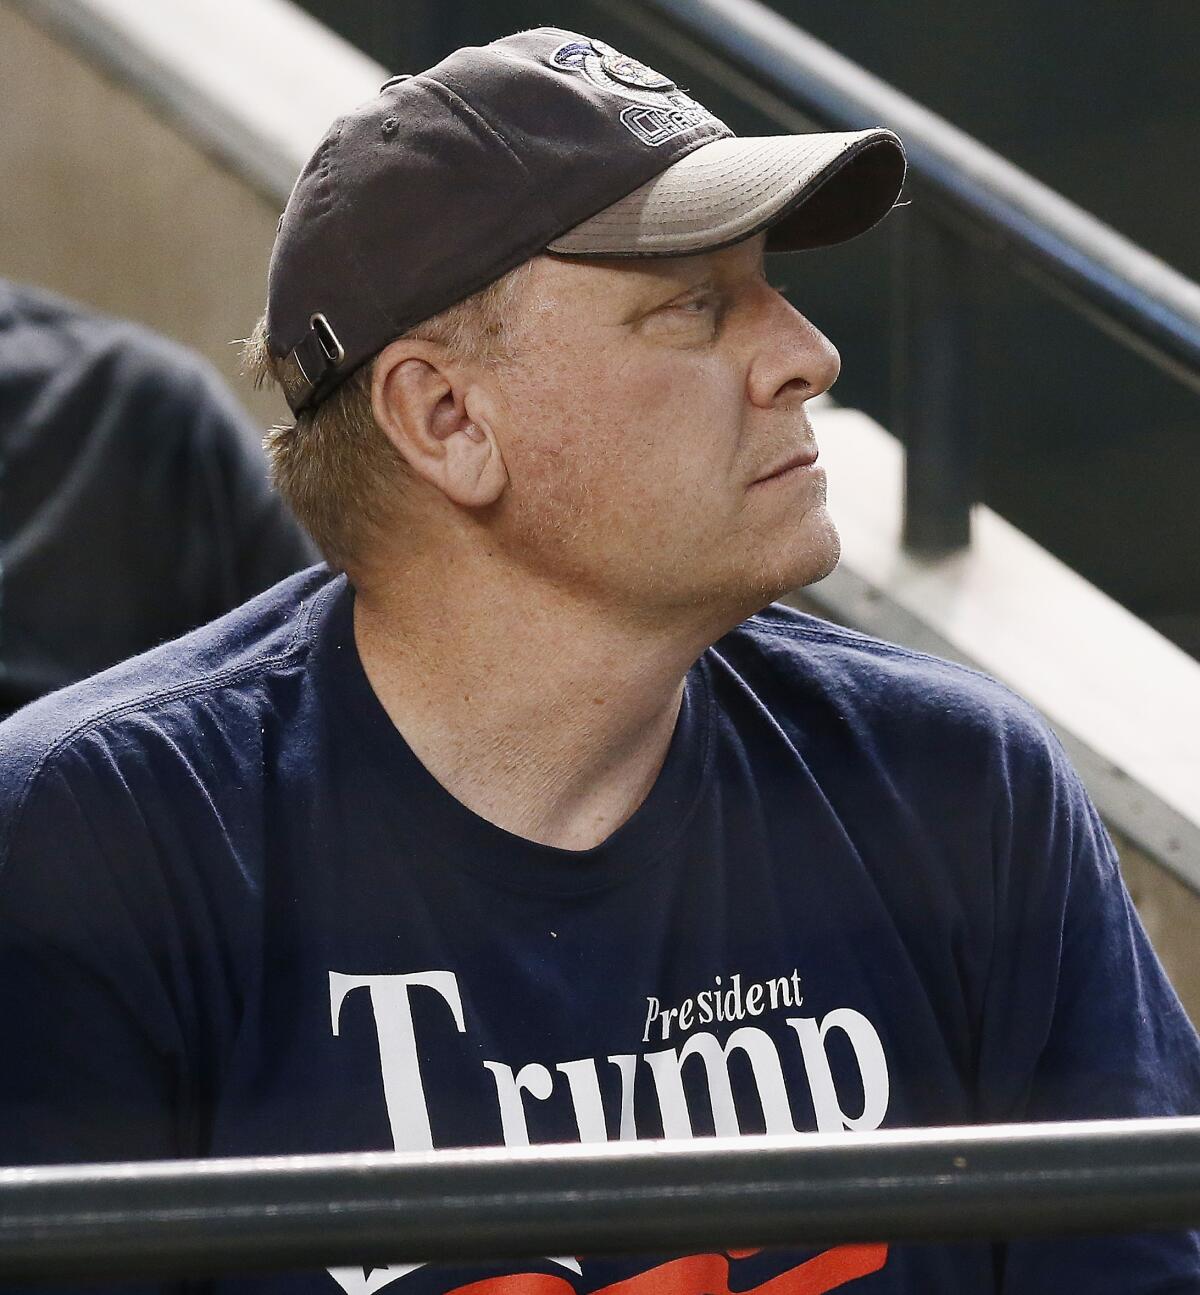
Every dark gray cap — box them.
[267,27,906,415]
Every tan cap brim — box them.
[547,128,905,258]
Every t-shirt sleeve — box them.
[981,720,1200,1289]
[0,747,200,1295]
[0,756,191,1169]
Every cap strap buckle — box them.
[279,313,345,415]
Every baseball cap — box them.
[268,27,906,415]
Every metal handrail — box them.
[597,0,1200,552]
[3,1119,1200,1281]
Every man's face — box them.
[485,233,842,629]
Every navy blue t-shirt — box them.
[1,566,1197,1293]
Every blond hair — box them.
[243,261,533,572]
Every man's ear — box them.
[371,340,508,507]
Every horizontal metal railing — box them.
[3,1119,1200,1281]
[597,0,1200,552]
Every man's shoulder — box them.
[0,565,339,827]
[715,600,1057,761]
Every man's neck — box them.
[352,568,710,852]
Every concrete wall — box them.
[0,3,288,430]
[1119,832,1200,1029]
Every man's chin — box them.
[639,514,841,631]
[712,524,842,627]
[769,513,842,600]
[797,523,842,589]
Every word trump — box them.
[643,970,805,1042]
[330,969,890,1154]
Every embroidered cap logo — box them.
[549,37,721,147]
[550,39,674,96]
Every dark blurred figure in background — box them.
[0,279,318,720]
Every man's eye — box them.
[674,294,717,314]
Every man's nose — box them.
[746,293,841,409]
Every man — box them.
[0,279,317,720]
[1,26,1197,1295]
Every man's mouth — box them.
[753,445,820,484]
